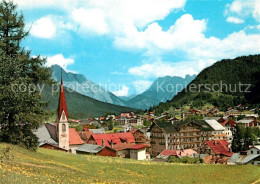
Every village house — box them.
[80,119,99,127]
[116,117,142,125]
[120,112,134,118]
[112,143,147,160]
[219,119,236,142]
[87,132,135,147]
[88,128,105,134]
[203,120,227,140]
[130,129,148,144]
[225,109,243,117]
[237,119,259,128]
[154,149,197,162]
[198,140,233,157]
[78,130,93,142]
[197,140,233,164]
[149,121,214,157]
[33,125,67,152]
[122,124,133,132]
[76,143,117,157]
[228,146,260,165]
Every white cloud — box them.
[112,85,129,96]
[114,14,207,58]
[46,54,75,71]
[118,14,259,65]
[226,16,244,24]
[71,8,108,35]
[13,0,78,10]
[19,0,186,37]
[129,61,198,79]
[30,17,56,38]
[132,80,152,94]
[225,0,260,22]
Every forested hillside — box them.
[42,85,135,119]
[152,55,260,113]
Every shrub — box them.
[168,156,202,164]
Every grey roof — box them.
[253,145,260,150]
[45,123,58,142]
[89,128,105,134]
[228,153,260,164]
[237,119,254,124]
[34,125,57,146]
[203,117,221,120]
[204,120,225,131]
[76,144,104,153]
[151,120,213,133]
[80,120,99,125]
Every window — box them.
[62,112,66,120]
[62,123,66,132]
[251,150,254,154]
[257,151,260,154]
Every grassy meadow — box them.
[0,143,259,184]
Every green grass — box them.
[0,143,260,184]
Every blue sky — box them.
[16,0,260,96]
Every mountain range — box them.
[127,75,196,109]
[51,65,195,110]
[51,65,127,107]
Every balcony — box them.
[150,135,165,139]
[179,129,200,133]
[181,141,201,144]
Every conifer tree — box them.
[0,1,53,150]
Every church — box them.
[34,73,85,153]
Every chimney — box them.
[111,140,113,149]
[102,139,105,147]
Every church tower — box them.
[57,71,69,150]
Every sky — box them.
[14,0,260,96]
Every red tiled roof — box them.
[176,149,197,157]
[160,149,177,156]
[57,77,69,121]
[83,131,93,139]
[129,144,146,150]
[160,149,197,158]
[204,140,233,157]
[83,128,89,131]
[221,119,236,127]
[69,128,84,145]
[90,132,135,147]
[217,117,226,123]
[112,143,146,151]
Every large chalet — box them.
[149,120,227,157]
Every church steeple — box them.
[57,69,69,122]
[57,68,70,150]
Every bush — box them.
[75,124,83,131]
[168,156,202,164]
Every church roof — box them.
[57,73,69,121]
